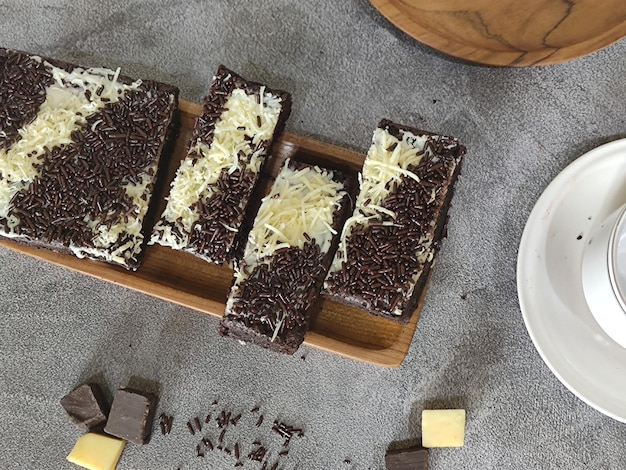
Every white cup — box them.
[582,204,626,348]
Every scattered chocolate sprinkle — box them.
[219,428,226,444]
[202,438,214,451]
[196,444,204,458]
[248,445,267,462]
[251,406,260,413]
[279,450,289,457]
[205,413,211,424]
[234,442,240,460]
[231,413,242,425]
[271,420,304,440]
[194,416,202,432]
[186,421,195,435]
[256,415,264,427]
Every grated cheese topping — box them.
[152,87,282,249]
[243,161,345,266]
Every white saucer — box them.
[517,138,626,423]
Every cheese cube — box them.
[67,433,126,470]
[421,409,466,448]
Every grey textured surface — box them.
[1,1,626,469]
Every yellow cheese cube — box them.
[422,409,466,448]
[67,433,126,470]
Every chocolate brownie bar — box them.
[150,65,291,265]
[323,120,466,322]
[0,48,178,269]
[219,159,352,354]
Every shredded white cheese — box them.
[243,162,345,265]
[152,87,282,250]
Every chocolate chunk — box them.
[104,388,156,446]
[60,383,109,431]
[385,446,429,470]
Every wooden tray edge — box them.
[370,0,626,66]
[0,99,422,368]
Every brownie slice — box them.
[150,65,292,265]
[323,119,466,323]
[219,159,352,354]
[0,48,178,269]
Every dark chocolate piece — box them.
[323,119,466,323]
[60,383,109,431]
[385,446,429,470]
[104,388,157,446]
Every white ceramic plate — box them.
[517,139,626,422]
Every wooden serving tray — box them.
[370,0,626,66]
[0,100,425,367]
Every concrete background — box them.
[1,1,626,468]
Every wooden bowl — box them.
[370,0,626,66]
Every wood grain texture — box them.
[0,99,426,367]
[370,0,626,66]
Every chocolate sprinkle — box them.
[202,438,214,451]
[186,421,195,435]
